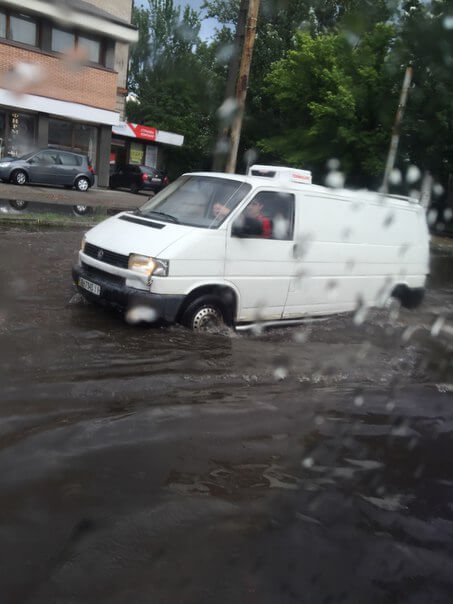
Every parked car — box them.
[0,149,95,192]
[109,164,169,194]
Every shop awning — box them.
[0,88,119,126]
[112,122,184,147]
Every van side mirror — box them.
[232,216,263,238]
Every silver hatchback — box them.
[0,149,95,191]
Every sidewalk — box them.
[0,182,150,211]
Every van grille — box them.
[81,262,125,285]
[84,243,129,269]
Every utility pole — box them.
[381,65,413,193]
[224,0,260,174]
[212,0,248,171]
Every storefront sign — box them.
[112,122,184,147]
[112,122,156,141]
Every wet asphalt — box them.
[1,226,453,604]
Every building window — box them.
[10,13,37,46]
[48,119,98,168]
[78,35,101,63]
[51,26,103,65]
[51,28,75,54]
[7,112,36,157]
[0,12,6,38]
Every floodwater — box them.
[1,226,453,604]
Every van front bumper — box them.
[72,261,185,323]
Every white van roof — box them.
[187,166,421,209]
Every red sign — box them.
[129,123,157,141]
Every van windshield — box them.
[138,175,251,228]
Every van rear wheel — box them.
[181,296,230,332]
[391,285,425,309]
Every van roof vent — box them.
[248,165,312,185]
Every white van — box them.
[72,165,429,330]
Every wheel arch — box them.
[176,282,239,324]
[391,282,425,309]
[10,167,29,182]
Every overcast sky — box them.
[135,0,219,40]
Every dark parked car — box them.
[0,149,95,192]
[109,164,169,194]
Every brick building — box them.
[0,0,138,187]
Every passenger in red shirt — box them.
[246,198,272,238]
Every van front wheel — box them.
[181,296,230,332]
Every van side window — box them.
[233,191,295,240]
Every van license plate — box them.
[79,277,100,296]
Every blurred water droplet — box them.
[386,400,395,412]
[443,15,453,29]
[431,316,445,337]
[401,325,418,343]
[216,43,235,64]
[244,148,258,169]
[383,212,395,227]
[389,168,402,185]
[273,215,289,240]
[353,296,368,326]
[341,227,352,240]
[217,97,240,126]
[302,457,314,469]
[433,183,444,197]
[314,415,324,426]
[325,170,345,189]
[343,30,360,47]
[406,165,421,184]
[126,305,158,325]
[436,222,445,232]
[345,258,355,272]
[326,158,340,171]
[273,367,288,381]
[354,395,364,407]
[443,208,453,221]
[398,243,410,257]
[427,208,438,225]
[293,329,309,344]
[293,233,313,259]
[409,189,420,200]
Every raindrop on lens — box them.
[431,316,445,337]
[274,367,288,381]
[443,208,453,221]
[325,171,345,189]
[302,457,314,469]
[389,169,402,185]
[427,209,438,226]
[406,165,421,184]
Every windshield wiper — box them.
[144,211,179,224]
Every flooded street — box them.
[1,226,453,604]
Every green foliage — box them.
[129,0,453,193]
[258,25,397,186]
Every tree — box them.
[258,25,398,186]
[127,0,223,176]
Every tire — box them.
[72,204,90,216]
[75,176,90,192]
[130,183,139,194]
[181,295,232,332]
[11,170,27,186]
[9,199,28,211]
[392,284,425,309]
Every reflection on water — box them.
[0,228,453,603]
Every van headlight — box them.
[128,254,169,276]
